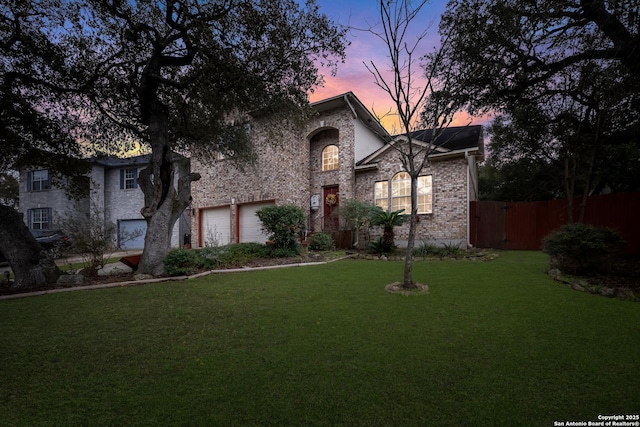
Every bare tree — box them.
[364,0,468,288]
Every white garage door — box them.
[119,219,147,249]
[239,202,274,243]
[201,207,231,247]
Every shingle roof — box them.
[356,125,484,167]
[404,125,483,151]
[92,154,151,168]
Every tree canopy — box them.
[1,0,90,185]
[1,0,347,280]
[441,0,640,110]
[48,0,346,274]
[56,0,347,155]
[440,0,640,215]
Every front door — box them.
[323,186,339,231]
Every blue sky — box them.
[309,0,488,130]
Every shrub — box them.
[414,241,465,259]
[370,207,405,253]
[163,249,198,276]
[542,223,625,275]
[195,246,223,270]
[196,243,269,269]
[340,199,376,249]
[370,237,397,255]
[220,243,269,267]
[256,205,305,253]
[308,232,335,251]
[414,242,445,258]
[267,247,299,258]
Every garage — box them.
[239,202,274,243]
[118,219,147,249]
[201,207,231,247]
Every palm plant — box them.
[371,207,405,253]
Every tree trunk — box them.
[382,225,395,252]
[136,151,200,276]
[135,96,200,276]
[403,175,419,289]
[0,205,61,289]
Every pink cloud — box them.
[309,0,489,133]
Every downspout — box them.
[465,151,476,248]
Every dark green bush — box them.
[196,243,268,269]
[414,241,464,259]
[220,243,269,267]
[195,246,223,270]
[256,205,305,253]
[414,242,445,258]
[542,223,625,275]
[308,232,335,251]
[370,237,397,255]
[163,248,198,276]
[267,247,299,258]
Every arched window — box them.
[322,145,339,171]
[390,172,433,214]
[391,172,411,212]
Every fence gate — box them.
[470,201,507,250]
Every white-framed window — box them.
[28,207,51,230]
[322,145,339,171]
[375,172,433,214]
[374,180,389,210]
[120,168,138,189]
[391,172,412,212]
[416,175,433,214]
[27,169,51,192]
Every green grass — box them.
[0,252,638,426]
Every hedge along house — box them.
[18,154,187,250]
[190,92,484,249]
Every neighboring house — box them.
[191,92,484,248]
[18,154,186,250]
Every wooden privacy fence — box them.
[470,192,640,254]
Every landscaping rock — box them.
[548,269,562,280]
[598,287,616,297]
[571,281,585,292]
[134,274,154,281]
[384,281,429,296]
[97,262,133,276]
[616,288,636,301]
[57,274,88,286]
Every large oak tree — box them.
[1,0,90,289]
[440,0,640,220]
[44,0,346,275]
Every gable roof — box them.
[311,92,390,140]
[356,125,484,167]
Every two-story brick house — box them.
[191,92,484,248]
[19,154,185,249]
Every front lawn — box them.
[0,251,638,426]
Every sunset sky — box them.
[309,0,489,132]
